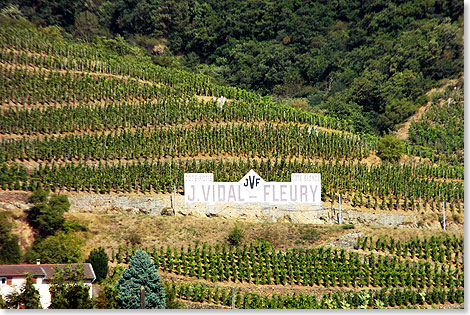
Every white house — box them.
[0,261,96,309]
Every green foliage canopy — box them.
[0,211,22,264]
[4,273,41,309]
[377,135,404,163]
[27,190,70,238]
[25,231,83,264]
[86,247,109,283]
[49,264,93,309]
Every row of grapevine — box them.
[150,242,463,289]
[355,235,463,264]
[0,29,353,132]
[0,65,163,104]
[0,124,371,161]
[0,27,261,102]
[0,158,463,207]
[0,97,354,136]
[408,87,464,165]
[165,281,464,309]
[0,28,352,131]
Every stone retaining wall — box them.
[67,193,418,227]
[0,191,419,227]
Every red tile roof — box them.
[0,263,95,281]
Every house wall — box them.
[0,277,47,308]
[0,277,93,309]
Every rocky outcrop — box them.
[341,209,418,228]
[325,231,363,250]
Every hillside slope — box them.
[0,22,464,309]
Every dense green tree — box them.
[49,265,93,309]
[86,247,109,283]
[117,249,166,309]
[27,188,48,205]
[15,0,86,31]
[72,10,103,42]
[0,234,22,264]
[26,191,70,238]
[94,266,124,309]
[0,211,22,264]
[21,273,42,309]
[25,231,82,264]
[95,284,120,309]
[377,135,404,163]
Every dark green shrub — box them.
[228,225,245,246]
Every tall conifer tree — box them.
[117,249,166,309]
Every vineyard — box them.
[0,25,464,211]
[408,83,464,165]
[0,21,464,309]
[105,235,464,309]
[163,281,464,309]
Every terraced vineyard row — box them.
[164,281,464,309]
[408,85,464,165]
[0,125,371,161]
[0,27,259,102]
[149,242,464,290]
[0,157,463,208]
[355,235,463,265]
[0,98,351,135]
[0,27,353,133]
[0,64,162,104]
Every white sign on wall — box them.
[184,170,321,206]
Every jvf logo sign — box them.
[241,170,264,192]
[184,170,321,206]
[244,176,259,189]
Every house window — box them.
[0,278,6,285]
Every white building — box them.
[0,262,95,309]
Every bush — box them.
[86,247,109,283]
[165,281,186,309]
[3,273,41,309]
[25,232,82,264]
[49,265,93,309]
[127,233,142,246]
[377,135,404,163]
[228,225,245,246]
[0,211,22,264]
[300,227,319,241]
[26,190,70,238]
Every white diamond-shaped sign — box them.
[239,169,265,194]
